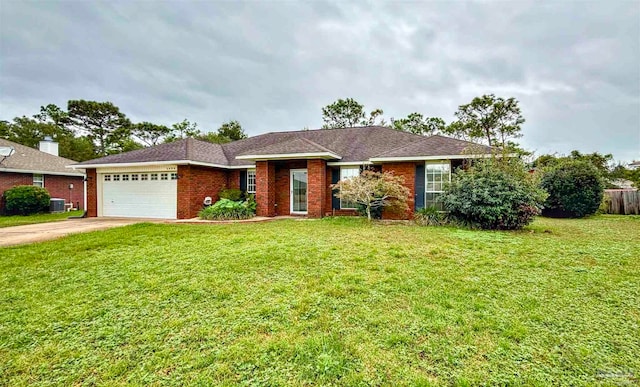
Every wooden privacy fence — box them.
[603,190,640,215]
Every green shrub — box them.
[441,158,547,230]
[218,188,243,201]
[3,185,51,215]
[540,160,604,218]
[198,197,256,220]
[414,206,445,226]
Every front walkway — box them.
[174,215,299,224]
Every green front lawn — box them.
[1,216,638,386]
[0,210,84,228]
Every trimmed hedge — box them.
[540,160,604,218]
[3,185,51,215]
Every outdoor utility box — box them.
[50,198,65,213]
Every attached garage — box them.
[98,167,178,219]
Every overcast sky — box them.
[1,1,639,162]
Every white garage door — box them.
[101,172,177,219]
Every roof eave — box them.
[1,167,85,177]
[69,160,252,170]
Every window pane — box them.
[424,162,450,211]
[247,170,256,193]
[340,167,359,209]
[32,174,43,188]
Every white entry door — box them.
[101,172,177,219]
[290,169,308,214]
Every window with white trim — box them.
[425,161,450,211]
[104,174,111,181]
[141,173,148,181]
[33,174,44,188]
[340,166,360,209]
[113,174,120,181]
[160,173,168,180]
[246,170,256,193]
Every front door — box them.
[290,169,308,214]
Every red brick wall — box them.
[275,164,290,216]
[44,175,84,209]
[0,172,32,195]
[307,159,327,218]
[0,172,84,211]
[256,161,276,217]
[87,169,97,217]
[177,165,228,219]
[381,162,416,220]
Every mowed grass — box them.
[0,210,83,228]
[0,216,638,386]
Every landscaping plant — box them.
[198,197,256,220]
[441,158,546,230]
[414,206,445,226]
[332,170,410,221]
[218,188,244,201]
[540,159,604,218]
[3,185,51,215]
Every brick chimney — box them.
[39,136,59,156]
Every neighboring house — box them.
[71,126,491,220]
[0,138,86,211]
[629,160,640,170]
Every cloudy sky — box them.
[1,1,639,162]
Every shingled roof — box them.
[74,126,491,168]
[74,138,230,166]
[0,138,84,176]
[371,135,492,160]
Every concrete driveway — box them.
[0,218,166,247]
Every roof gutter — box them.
[1,167,85,177]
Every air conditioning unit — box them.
[50,198,65,213]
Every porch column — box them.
[307,159,327,218]
[256,160,276,217]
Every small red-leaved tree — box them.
[332,170,410,220]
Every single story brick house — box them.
[70,126,491,220]
[1,138,85,211]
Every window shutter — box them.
[415,164,425,210]
[240,170,247,192]
[331,168,340,210]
